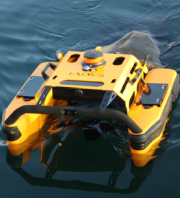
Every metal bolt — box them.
[156,98,159,103]
[91,69,96,72]
[83,65,90,71]
[75,89,83,97]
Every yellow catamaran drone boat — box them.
[1,46,179,165]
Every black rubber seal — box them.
[129,120,163,150]
[1,109,21,141]
[4,105,142,134]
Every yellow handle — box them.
[95,46,101,52]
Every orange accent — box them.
[84,57,104,64]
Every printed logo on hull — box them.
[69,72,104,77]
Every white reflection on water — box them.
[0,141,8,146]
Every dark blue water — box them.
[1,0,180,197]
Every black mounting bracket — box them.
[137,83,168,106]
[37,86,51,105]
[17,76,45,98]
[99,91,117,109]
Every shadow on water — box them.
[9,165,152,194]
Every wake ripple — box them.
[160,41,180,55]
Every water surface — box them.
[1,0,180,197]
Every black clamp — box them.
[62,107,77,116]
[129,68,142,85]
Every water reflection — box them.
[0,141,7,146]
[6,117,155,193]
[0,133,8,146]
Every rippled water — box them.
[1,0,180,197]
